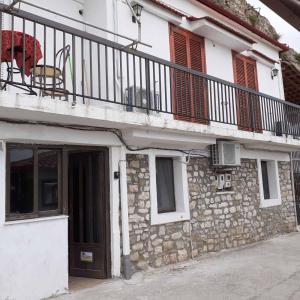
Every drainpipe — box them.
[290,152,298,230]
[119,146,133,279]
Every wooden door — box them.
[170,25,207,123]
[68,150,110,279]
[233,52,262,132]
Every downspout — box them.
[290,152,298,230]
[119,146,133,279]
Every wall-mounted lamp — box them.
[132,3,143,23]
[271,66,279,79]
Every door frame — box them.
[65,146,111,279]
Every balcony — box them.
[0,3,299,144]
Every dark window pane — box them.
[261,161,270,199]
[38,149,59,211]
[10,148,34,214]
[156,157,176,213]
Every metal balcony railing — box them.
[0,3,300,138]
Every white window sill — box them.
[260,198,282,208]
[151,211,190,225]
[4,215,69,226]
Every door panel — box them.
[69,150,110,279]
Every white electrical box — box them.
[211,141,241,166]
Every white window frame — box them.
[257,159,281,208]
[149,150,190,225]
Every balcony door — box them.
[68,149,110,279]
[170,25,208,123]
[232,52,262,132]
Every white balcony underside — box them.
[0,91,299,152]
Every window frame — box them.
[6,143,64,221]
[257,159,281,208]
[156,157,177,214]
[149,150,190,225]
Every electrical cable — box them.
[0,118,209,157]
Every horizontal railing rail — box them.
[0,3,300,138]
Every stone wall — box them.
[127,154,296,271]
[127,154,191,271]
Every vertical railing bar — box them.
[22,18,26,84]
[133,54,136,108]
[145,58,151,113]
[43,25,46,93]
[164,65,167,112]
[81,37,85,103]
[10,15,14,82]
[169,67,173,115]
[105,45,109,100]
[113,48,116,102]
[126,52,130,106]
[153,61,156,111]
[158,63,162,112]
[72,34,76,106]
[120,50,123,104]
[139,57,142,107]
[62,31,66,97]
[89,40,93,99]
[53,28,56,98]
[97,43,101,100]
[33,21,37,87]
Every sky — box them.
[247,0,300,52]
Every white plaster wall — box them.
[0,217,69,300]
[257,62,280,98]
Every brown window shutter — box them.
[170,27,191,119]
[189,36,206,121]
[232,52,261,132]
[170,25,207,123]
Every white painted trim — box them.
[120,146,130,256]
[109,147,121,277]
[241,146,290,161]
[149,150,190,225]
[257,158,282,208]
[4,215,69,226]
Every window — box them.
[6,144,62,220]
[149,151,190,225]
[258,159,281,208]
[169,25,207,123]
[156,157,176,213]
[232,52,262,132]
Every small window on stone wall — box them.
[258,159,281,208]
[149,151,190,225]
[156,157,176,214]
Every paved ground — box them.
[58,233,300,300]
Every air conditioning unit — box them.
[211,141,241,166]
[125,86,160,114]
